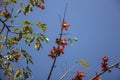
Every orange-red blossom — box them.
[61,20,70,31]
[72,71,86,80]
[101,56,109,71]
[48,47,64,59]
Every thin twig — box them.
[0,18,11,31]
[59,63,79,80]
[63,3,68,22]
[0,25,5,34]
[58,14,62,24]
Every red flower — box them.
[13,54,22,60]
[101,56,109,71]
[56,38,61,45]
[72,71,86,80]
[48,46,64,59]
[101,64,109,71]
[72,78,76,80]
[48,51,55,59]
[56,38,67,47]
[77,71,86,78]
[39,3,45,10]
[61,20,70,31]
[102,56,109,62]
[53,47,64,56]
[61,38,67,47]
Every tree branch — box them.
[47,24,64,80]
[91,60,120,80]
[47,57,57,80]
[47,4,67,78]
[0,18,11,31]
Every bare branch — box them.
[59,63,79,80]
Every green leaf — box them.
[73,37,78,41]
[23,53,27,58]
[24,4,33,16]
[36,22,47,33]
[11,0,18,3]
[23,72,29,79]
[41,0,44,3]
[41,24,47,33]
[17,9,21,14]
[14,28,18,32]
[25,33,30,38]
[36,22,41,27]
[0,2,2,6]
[0,44,4,50]
[14,68,23,79]
[4,0,10,3]
[26,66,32,72]
[23,26,32,34]
[39,35,45,41]
[20,2,24,8]
[80,59,90,69]
[68,38,73,45]
[19,31,22,40]
[21,49,32,58]
[29,37,35,43]
[34,38,41,51]
[21,49,26,53]
[28,59,33,64]
[22,20,31,25]
[14,15,17,18]
[68,37,78,46]
[44,37,49,43]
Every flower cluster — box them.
[72,71,86,80]
[56,38,67,48]
[61,20,70,31]
[48,38,67,59]
[48,20,70,59]
[48,46,64,59]
[101,56,109,71]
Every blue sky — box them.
[35,0,120,80]
[1,0,120,80]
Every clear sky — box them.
[1,0,120,80]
